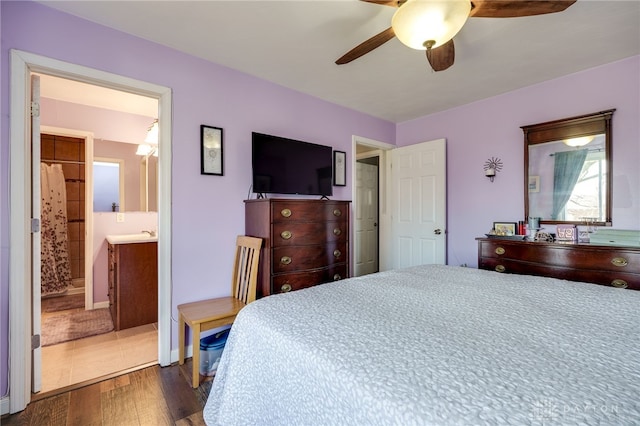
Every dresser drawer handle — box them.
[495,265,506,273]
[333,274,342,281]
[280,256,292,265]
[611,279,628,289]
[611,257,628,267]
[333,228,342,236]
[280,283,292,293]
[333,249,341,258]
[495,247,505,255]
[280,230,292,240]
[333,209,342,217]
[280,208,292,218]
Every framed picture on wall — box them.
[528,175,540,193]
[333,151,346,186]
[201,125,223,175]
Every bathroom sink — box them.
[106,233,158,244]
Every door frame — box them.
[351,135,395,273]
[9,49,173,413]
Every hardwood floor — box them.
[2,362,212,426]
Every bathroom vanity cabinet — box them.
[107,241,158,330]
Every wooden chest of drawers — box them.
[477,237,640,290]
[245,199,350,297]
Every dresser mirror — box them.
[522,110,614,226]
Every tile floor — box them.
[41,322,158,393]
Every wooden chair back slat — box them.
[232,235,262,304]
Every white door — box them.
[30,74,42,393]
[389,139,446,269]
[355,160,379,276]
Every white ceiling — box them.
[37,0,640,123]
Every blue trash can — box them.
[199,326,231,376]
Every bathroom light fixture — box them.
[563,135,594,147]
[137,119,159,157]
[136,144,155,156]
[391,0,471,51]
[484,157,503,182]
[145,119,159,144]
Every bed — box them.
[203,264,640,425]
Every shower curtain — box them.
[41,163,72,297]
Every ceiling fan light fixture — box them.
[391,0,471,50]
[563,135,595,147]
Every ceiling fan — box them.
[336,0,576,71]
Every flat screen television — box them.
[252,132,333,196]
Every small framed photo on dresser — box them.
[493,222,517,236]
[556,224,577,241]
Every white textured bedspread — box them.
[203,265,640,425]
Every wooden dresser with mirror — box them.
[477,238,640,290]
[478,109,639,290]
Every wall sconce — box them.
[484,157,503,182]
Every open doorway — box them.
[352,136,395,276]
[9,49,172,413]
[37,76,160,395]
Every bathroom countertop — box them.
[105,233,158,244]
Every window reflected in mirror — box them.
[527,136,606,222]
[93,159,124,212]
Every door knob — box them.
[434,229,442,235]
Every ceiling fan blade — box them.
[470,0,576,18]
[336,27,396,65]
[426,39,455,72]
[360,0,401,7]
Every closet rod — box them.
[42,159,85,165]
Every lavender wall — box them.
[0,1,395,397]
[397,56,640,267]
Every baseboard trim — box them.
[1,396,9,416]
[67,287,84,295]
[171,345,193,364]
[93,301,109,309]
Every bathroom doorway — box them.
[36,76,161,394]
[8,50,172,412]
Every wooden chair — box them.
[178,235,263,387]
